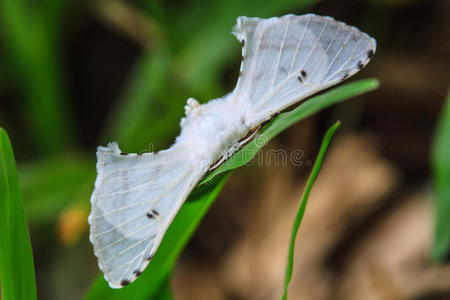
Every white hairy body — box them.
[89,14,376,288]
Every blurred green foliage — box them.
[0,0,71,153]
[19,154,93,225]
[432,90,450,261]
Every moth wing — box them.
[231,14,376,127]
[88,143,207,288]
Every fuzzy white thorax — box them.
[174,93,251,166]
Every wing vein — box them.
[93,167,192,219]
[101,222,157,251]
[104,237,151,264]
[99,158,170,183]
[94,213,153,237]
[270,20,290,89]
[252,17,329,112]
[317,27,354,83]
[98,182,161,200]
[92,200,152,219]
[246,22,269,103]
[306,22,341,82]
[118,251,141,282]
[287,16,311,76]
[256,25,274,100]
[326,32,364,80]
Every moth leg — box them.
[180,98,201,127]
[179,117,187,127]
[184,98,200,116]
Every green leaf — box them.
[281,121,340,300]
[431,89,450,260]
[201,78,379,184]
[153,277,174,300]
[85,174,229,300]
[0,128,37,300]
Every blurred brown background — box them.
[0,0,449,299]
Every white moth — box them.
[89,14,376,288]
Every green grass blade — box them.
[281,121,340,300]
[431,89,450,260]
[201,78,379,184]
[0,128,37,300]
[85,174,228,300]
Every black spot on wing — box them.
[146,212,155,219]
[146,255,153,261]
[133,270,142,277]
[121,279,130,287]
[357,61,364,70]
[241,39,245,47]
[367,49,374,59]
[120,152,128,156]
[341,72,349,81]
[152,209,160,216]
[298,70,307,83]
